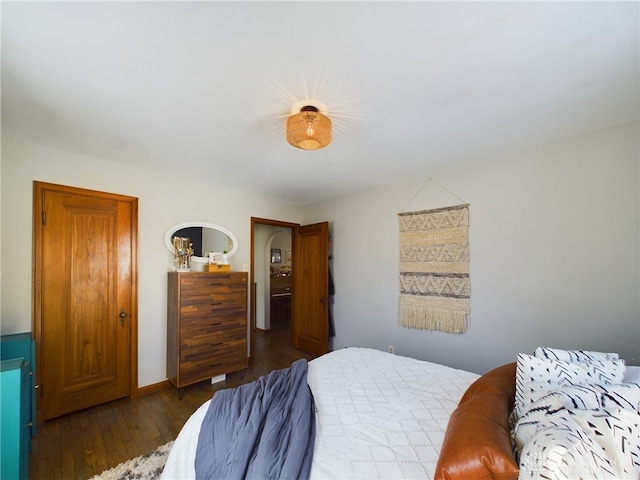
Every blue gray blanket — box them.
[194,359,316,480]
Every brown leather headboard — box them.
[434,362,519,480]
[459,362,516,406]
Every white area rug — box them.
[90,441,173,480]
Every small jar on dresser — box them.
[166,271,248,392]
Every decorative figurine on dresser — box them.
[163,221,246,398]
[172,236,194,271]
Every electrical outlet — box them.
[388,345,394,354]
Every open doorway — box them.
[250,217,331,364]
[250,218,298,363]
[255,225,293,333]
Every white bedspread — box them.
[161,347,478,480]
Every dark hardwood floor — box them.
[29,320,315,480]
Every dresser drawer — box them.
[180,274,246,294]
[178,347,247,384]
[181,335,246,361]
[179,302,246,320]
[180,288,246,305]
[180,322,246,346]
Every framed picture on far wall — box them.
[286,250,292,264]
[271,248,281,263]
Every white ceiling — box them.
[2,1,638,205]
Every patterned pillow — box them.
[599,382,640,410]
[514,354,626,419]
[519,408,640,480]
[534,347,619,363]
[512,382,640,456]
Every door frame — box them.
[32,181,139,424]
[249,217,299,363]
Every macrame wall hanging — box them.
[398,178,470,334]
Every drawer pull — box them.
[210,302,223,306]
[210,282,223,286]
[210,322,223,326]
[210,342,223,347]
[210,363,222,368]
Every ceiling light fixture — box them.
[286,105,331,150]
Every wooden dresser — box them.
[167,271,248,391]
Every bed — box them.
[161,346,640,480]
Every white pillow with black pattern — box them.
[534,347,619,363]
[514,354,626,419]
[512,384,602,455]
[512,382,640,457]
[598,382,640,410]
[519,408,640,480]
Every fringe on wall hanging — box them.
[398,203,470,334]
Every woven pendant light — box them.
[286,105,331,150]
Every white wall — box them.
[303,121,640,373]
[2,122,638,385]
[0,137,303,386]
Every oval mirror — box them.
[163,221,238,262]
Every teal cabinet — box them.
[1,333,35,480]
[1,359,29,479]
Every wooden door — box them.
[33,182,138,420]
[292,222,330,356]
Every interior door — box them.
[292,222,330,356]
[33,182,138,420]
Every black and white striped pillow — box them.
[518,408,640,480]
[514,353,626,420]
[513,382,640,455]
[513,384,601,455]
[599,382,640,410]
[534,347,619,363]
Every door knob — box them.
[119,310,127,327]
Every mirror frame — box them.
[163,221,239,262]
